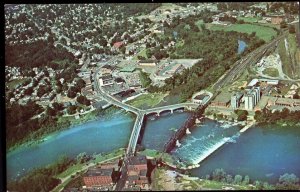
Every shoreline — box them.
[7,106,133,154]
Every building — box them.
[258,78,279,85]
[244,93,255,110]
[272,98,300,108]
[127,155,147,172]
[210,92,231,107]
[99,75,114,86]
[244,86,261,110]
[270,16,284,25]
[192,94,210,105]
[253,86,261,103]
[83,168,114,188]
[125,155,149,190]
[231,92,243,109]
[113,41,124,49]
[100,67,112,76]
[138,60,158,67]
[165,64,185,75]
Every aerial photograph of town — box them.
[4,2,300,191]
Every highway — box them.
[213,30,289,92]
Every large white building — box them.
[244,86,261,110]
[244,94,255,110]
[231,92,243,109]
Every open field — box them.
[127,92,168,108]
[262,67,279,77]
[7,77,30,90]
[210,23,277,42]
[138,149,176,165]
[132,48,148,60]
[152,168,255,191]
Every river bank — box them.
[7,106,134,153]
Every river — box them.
[7,110,300,184]
[6,110,134,181]
[141,114,300,184]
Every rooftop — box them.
[100,74,113,80]
[128,155,147,166]
[120,66,136,72]
[194,94,209,100]
[139,60,158,63]
[113,41,123,48]
[85,168,113,177]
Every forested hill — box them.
[148,10,265,101]
[5,40,76,70]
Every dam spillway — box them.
[170,119,241,165]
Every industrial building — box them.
[231,92,243,109]
[244,86,261,110]
[99,74,114,86]
[192,94,210,105]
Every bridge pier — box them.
[176,140,181,147]
[186,128,191,134]
[171,109,173,114]
[156,112,160,117]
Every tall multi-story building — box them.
[244,93,255,110]
[231,92,243,109]
[253,86,260,102]
[244,86,261,110]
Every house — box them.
[113,41,124,50]
[83,168,114,188]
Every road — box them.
[213,30,289,92]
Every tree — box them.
[212,168,226,181]
[235,109,248,121]
[24,87,34,95]
[288,25,296,33]
[226,174,234,183]
[280,21,287,28]
[234,175,243,184]
[46,107,56,116]
[76,78,86,89]
[279,173,299,186]
[77,95,91,106]
[67,105,77,115]
[67,89,77,98]
[243,175,250,185]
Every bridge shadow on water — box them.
[136,110,186,151]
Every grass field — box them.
[262,67,279,77]
[7,77,30,90]
[127,92,168,109]
[138,149,176,165]
[195,19,204,29]
[132,48,148,60]
[278,33,300,79]
[210,23,277,42]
